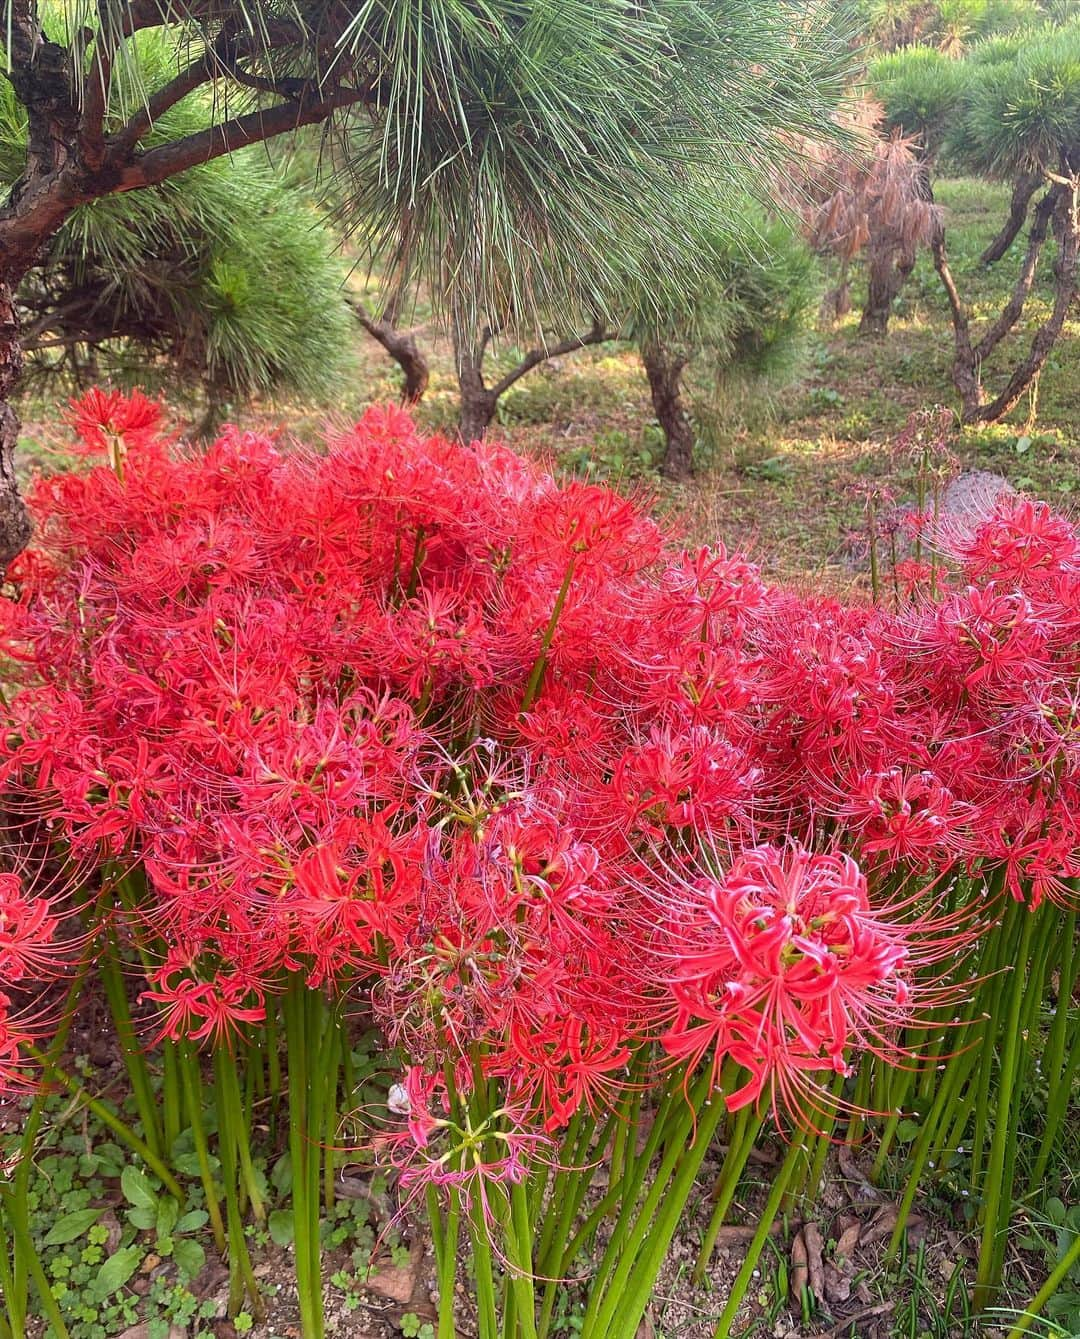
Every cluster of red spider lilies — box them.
[0,394,1075,1339]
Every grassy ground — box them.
[293,176,1078,590]
[20,178,1079,589]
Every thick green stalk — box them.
[580,1075,711,1339]
[283,979,325,1339]
[521,556,575,712]
[0,1188,70,1339]
[99,930,164,1158]
[1005,1227,1080,1339]
[870,1059,919,1183]
[213,1047,264,1320]
[973,904,1037,1312]
[1030,1003,1080,1191]
[693,1109,765,1284]
[437,1184,461,1339]
[602,1094,731,1339]
[508,1179,538,1339]
[323,1023,341,1215]
[215,1042,265,1223]
[1042,907,1077,1091]
[887,1041,977,1258]
[711,1137,804,1339]
[178,1041,227,1253]
[467,1189,499,1339]
[162,1041,182,1152]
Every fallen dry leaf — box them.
[803,1221,826,1301]
[791,1230,809,1307]
[366,1240,424,1306]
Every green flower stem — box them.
[1005,1226,1080,1339]
[215,1042,266,1224]
[263,1001,282,1148]
[536,1113,620,1339]
[213,1047,265,1321]
[558,1083,679,1287]
[23,1043,182,1199]
[870,1057,920,1184]
[693,1108,765,1285]
[537,1106,614,1274]
[580,1073,711,1339]
[306,994,334,1336]
[178,1041,227,1254]
[973,902,1037,1312]
[887,1036,980,1258]
[467,1188,499,1339]
[1030,1000,1080,1191]
[987,906,1056,1295]
[1044,904,1078,1091]
[0,1187,70,1339]
[711,1135,804,1339]
[98,928,164,1159]
[437,1182,461,1339]
[521,555,575,712]
[508,1179,538,1339]
[323,1023,341,1215]
[162,1041,182,1152]
[284,981,320,1339]
[608,1091,731,1339]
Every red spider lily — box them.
[0,873,61,982]
[658,844,953,1117]
[0,388,1077,1147]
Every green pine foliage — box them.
[957,20,1080,175]
[2,25,354,405]
[870,16,1080,175]
[871,46,969,155]
[335,0,853,340]
[629,200,819,418]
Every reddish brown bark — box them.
[0,0,372,566]
[641,341,693,481]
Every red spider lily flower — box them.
[67,387,163,475]
[0,873,61,981]
[142,953,267,1047]
[660,844,941,1117]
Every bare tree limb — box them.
[981,171,1041,266]
[349,299,430,404]
[489,321,613,398]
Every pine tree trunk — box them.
[641,342,693,481]
[981,173,1040,266]
[934,183,1077,425]
[458,381,497,442]
[453,320,497,442]
[0,280,32,569]
[858,246,915,336]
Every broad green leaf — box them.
[175,1151,219,1178]
[93,1245,142,1298]
[127,1205,157,1231]
[269,1208,295,1246]
[43,1208,105,1247]
[121,1166,157,1213]
[156,1197,179,1238]
[173,1238,206,1279]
